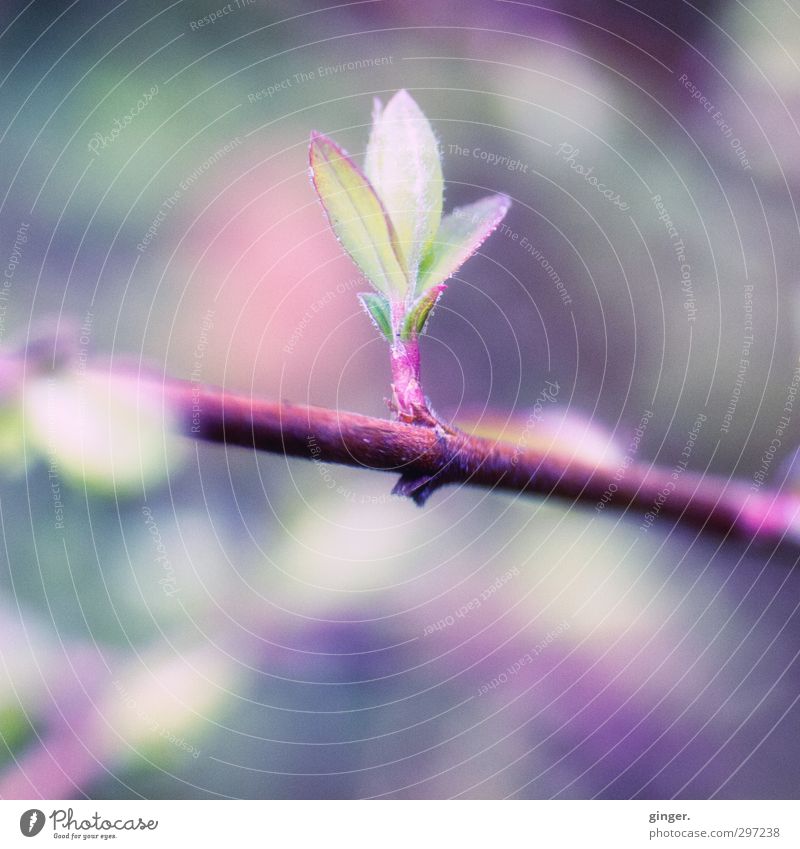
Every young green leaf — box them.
[358,291,393,341]
[364,90,443,283]
[309,131,407,297]
[417,193,511,292]
[401,284,446,340]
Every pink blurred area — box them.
[162,132,384,412]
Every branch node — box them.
[391,472,444,506]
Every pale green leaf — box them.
[364,90,443,283]
[358,291,393,341]
[418,194,510,291]
[401,284,446,340]
[309,131,407,297]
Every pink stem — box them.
[390,336,429,422]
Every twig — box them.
[157,377,800,548]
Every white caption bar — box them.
[1,799,796,847]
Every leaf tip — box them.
[384,88,428,123]
[308,129,326,155]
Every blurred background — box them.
[0,0,799,799]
